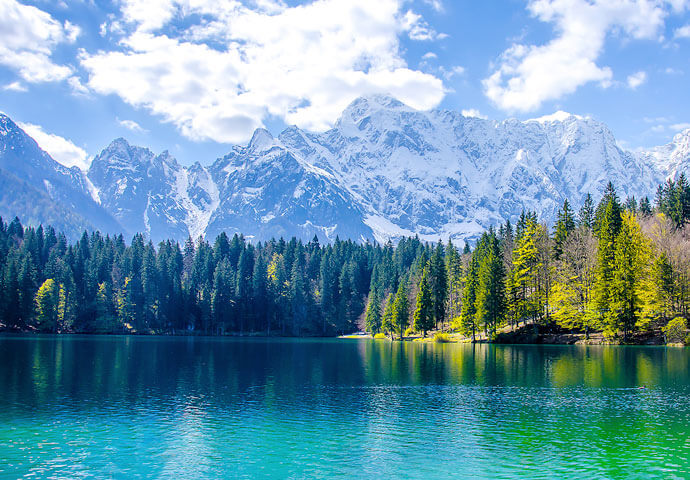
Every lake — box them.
[0,335,688,478]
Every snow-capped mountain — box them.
[1,96,688,243]
[0,113,121,238]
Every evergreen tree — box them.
[430,241,447,329]
[392,280,409,340]
[413,267,434,337]
[608,212,650,338]
[364,286,382,334]
[578,193,594,229]
[553,199,576,260]
[381,293,395,339]
[475,250,506,339]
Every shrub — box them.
[662,317,687,344]
[404,327,415,337]
[434,332,452,343]
[373,333,387,339]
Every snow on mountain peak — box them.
[248,128,280,153]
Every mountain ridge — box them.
[1,97,688,242]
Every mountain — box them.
[2,97,689,243]
[0,114,122,238]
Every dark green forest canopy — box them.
[1,176,689,340]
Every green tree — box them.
[392,280,409,340]
[413,267,434,337]
[381,293,395,339]
[35,278,59,332]
[364,286,382,334]
[607,212,650,339]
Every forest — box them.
[0,176,689,343]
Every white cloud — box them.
[461,109,488,119]
[118,118,147,133]
[483,0,683,112]
[3,81,27,92]
[17,122,90,170]
[422,52,438,60]
[671,122,690,131]
[0,0,77,83]
[675,24,690,37]
[81,0,445,144]
[423,0,444,12]
[627,70,647,88]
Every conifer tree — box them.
[381,293,395,339]
[392,280,409,340]
[364,286,382,334]
[430,242,447,329]
[413,267,434,336]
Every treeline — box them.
[1,176,689,341]
[446,176,690,342]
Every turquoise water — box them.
[0,336,688,479]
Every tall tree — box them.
[413,267,434,337]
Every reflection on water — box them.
[1,336,689,478]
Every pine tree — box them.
[591,184,623,333]
[430,241,447,329]
[475,250,506,339]
[381,293,395,339]
[459,254,478,340]
[364,286,382,334]
[608,212,650,339]
[392,280,409,340]
[553,199,575,260]
[578,193,594,229]
[413,267,434,337]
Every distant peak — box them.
[337,94,413,126]
[527,111,583,124]
[248,128,279,152]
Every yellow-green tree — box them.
[607,212,651,339]
[35,278,59,332]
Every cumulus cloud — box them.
[627,70,647,88]
[461,109,488,119]
[80,0,445,144]
[3,81,27,92]
[0,0,78,83]
[483,0,685,112]
[118,118,147,133]
[18,122,90,170]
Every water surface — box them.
[1,335,688,478]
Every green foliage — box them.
[381,293,395,339]
[433,332,452,343]
[373,332,387,339]
[393,281,409,340]
[662,317,687,344]
[34,278,59,332]
[1,175,689,343]
[413,267,434,336]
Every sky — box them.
[1,0,689,169]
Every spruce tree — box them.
[413,267,434,337]
[392,280,409,340]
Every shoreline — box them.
[1,326,686,347]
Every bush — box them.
[404,327,415,337]
[662,317,687,344]
[373,333,387,339]
[434,332,452,343]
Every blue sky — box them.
[1,0,689,169]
